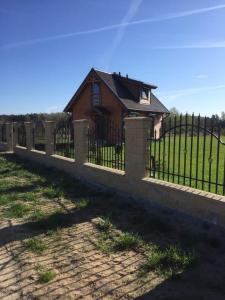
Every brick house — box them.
[64,68,169,137]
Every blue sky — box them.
[0,0,225,116]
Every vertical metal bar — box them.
[215,122,221,194]
[195,115,200,189]
[149,128,153,176]
[178,114,182,184]
[162,120,166,181]
[167,117,171,181]
[106,121,109,168]
[158,121,161,180]
[208,117,214,192]
[183,114,188,186]
[223,157,225,196]
[172,115,176,183]
[202,117,207,191]
[189,114,194,187]
[154,129,157,178]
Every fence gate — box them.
[147,114,225,196]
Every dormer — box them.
[139,87,151,104]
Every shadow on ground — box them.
[0,153,225,299]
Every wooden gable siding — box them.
[72,73,125,127]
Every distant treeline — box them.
[163,109,225,136]
[0,112,71,123]
[1,110,225,135]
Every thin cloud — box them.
[103,0,143,69]
[194,74,208,79]
[1,3,225,49]
[149,41,225,49]
[158,84,225,101]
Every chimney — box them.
[126,74,128,78]
[119,72,121,76]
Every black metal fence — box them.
[54,119,74,158]
[33,121,45,152]
[1,124,6,143]
[147,114,225,196]
[17,123,26,147]
[88,120,125,171]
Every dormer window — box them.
[92,82,101,106]
[141,88,149,99]
[140,88,151,104]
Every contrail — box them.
[1,3,225,49]
[103,0,143,69]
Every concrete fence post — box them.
[25,122,33,150]
[74,119,89,165]
[6,123,13,152]
[45,121,55,156]
[124,117,151,180]
[13,122,18,149]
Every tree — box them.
[169,107,179,115]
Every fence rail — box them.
[88,120,125,171]
[54,119,74,158]
[147,114,225,196]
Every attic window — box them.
[92,82,100,106]
[141,88,150,100]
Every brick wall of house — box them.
[72,75,125,128]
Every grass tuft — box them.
[23,238,47,255]
[39,270,56,283]
[112,232,142,251]
[96,216,113,232]
[140,245,196,277]
[75,198,91,209]
[5,202,30,218]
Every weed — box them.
[76,198,91,209]
[39,270,56,283]
[23,238,47,254]
[140,245,196,277]
[96,216,113,232]
[28,209,46,222]
[46,227,62,240]
[0,193,19,206]
[43,186,64,199]
[20,192,38,202]
[5,202,30,218]
[112,232,142,251]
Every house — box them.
[64,68,169,137]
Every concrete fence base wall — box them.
[2,117,225,228]
[14,145,225,228]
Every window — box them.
[141,88,150,100]
[92,82,100,106]
[141,88,148,99]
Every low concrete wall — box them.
[15,146,225,228]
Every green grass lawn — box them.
[148,135,225,195]
[87,135,225,195]
[1,153,225,299]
